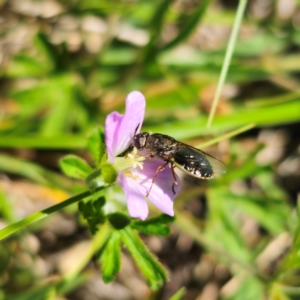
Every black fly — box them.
[132,132,226,196]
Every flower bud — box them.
[101,163,118,184]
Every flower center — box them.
[115,147,145,172]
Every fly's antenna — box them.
[134,123,140,135]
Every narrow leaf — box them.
[0,188,107,241]
[169,287,186,300]
[161,0,212,51]
[207,0,248,126]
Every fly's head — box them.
[133,132,149,150]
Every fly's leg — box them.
[141,153,154,159]
[146,161,168,197]
[170,163,178,194]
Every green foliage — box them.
[0,189,16,222]
[87,128,106,166]
[99,231,122,282]
[132,214,174,236]
[60,131,117,189]
[108,212,131,230]
[0,0,299,298]
[60,154,93,179]
[161,0,212,52]
[169,287,186,300]
[223,276,264,300]
[78,197,106,234]
[120,227,168,290]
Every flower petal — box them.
[116,91,145,155]
[105,111,123,162]
[118,172,149,220]
[105,91,146,160]
[133,159,181,216]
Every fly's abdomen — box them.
[174,147,214,179]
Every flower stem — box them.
[0,186,106,241]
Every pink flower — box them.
[105,91,180,220]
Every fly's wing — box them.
[173,145,226,179]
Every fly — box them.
[132,132,226,196]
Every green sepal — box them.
[120,227,167,290]
[60,154,93,179]
[87,127,106,166]
[99,231,121,283]
[85,169,102,191]
[132,214,174,236]
[101,163,118,184]
[108,212,131,230]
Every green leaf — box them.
[207,188,252,262]
[78,200,94,218]
[93,197,106,212]
[148,0,172,29]
[5,273,89,300]
[143,0,172,61]
[161,0,212,52]
[225,275,264,300]
[101,48,136,65]
[6,55,52,78]
[6,33,54,78]
[0,153,72,189]
[219,190,289,235]
[132,214,174,236]
[108,212,131,230]
[0,188,16,222]
[169,287,186,300]
[78,198,106,234]
[120,227,167,290]
[40,75,77,136]
[60,154,93,179]
[144,100,300,141]
[6,283,57,300]
[100,231,121,282]
[87,127,106,165]
[0,136,87,149]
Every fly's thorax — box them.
[136,134,175,160]
[148,134,178,154]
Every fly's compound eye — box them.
[133,132,148,150]
[133,134,143,149]
[139,136,147,148]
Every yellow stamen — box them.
[124,171,140,180]
[115,147,145,173]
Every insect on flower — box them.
[105,91,180,220]
[132,132,226,195]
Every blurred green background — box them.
[0,0,300,299]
